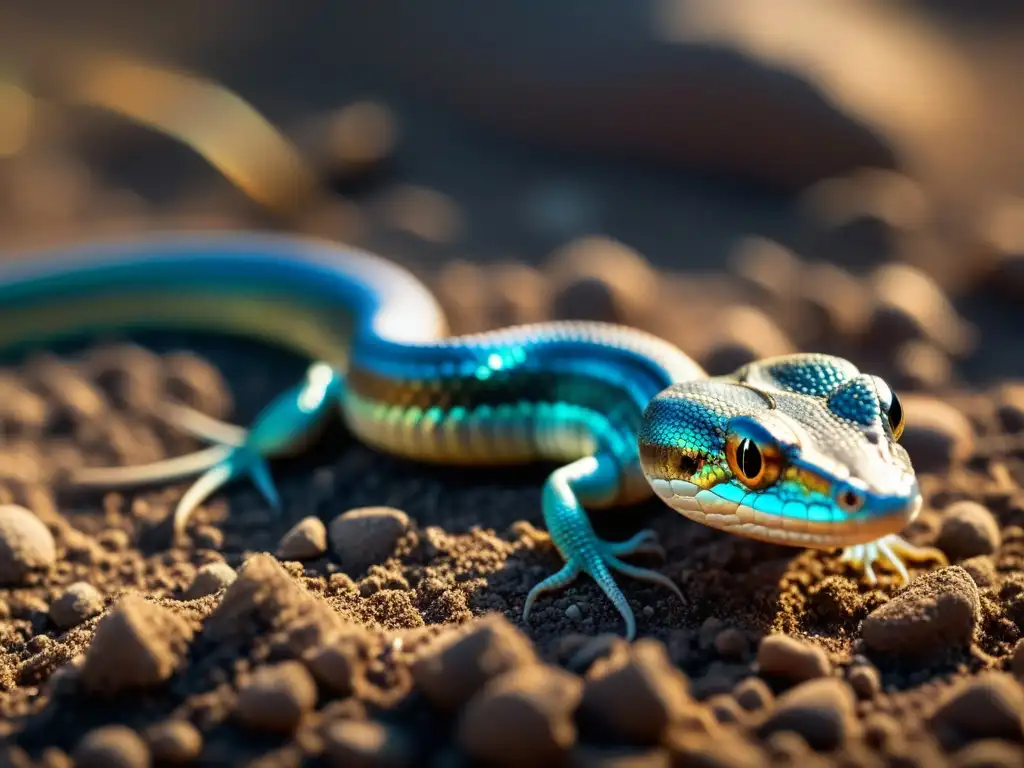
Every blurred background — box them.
[2,0,1024,386]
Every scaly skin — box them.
[0,232,947,639]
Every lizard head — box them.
[637,353,920,549]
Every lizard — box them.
[0,231,946,639]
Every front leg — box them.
[522,454,683,640]
[839,534,948,584]
[71,362,344,538]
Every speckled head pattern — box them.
[637,353,918,549]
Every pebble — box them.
[80,593,193,694]
[304,628,371,696]
[951,740,1024,768]
[733,676,774,712]
[982,197,1024,301]
[728,237,800,304]
[0,504,56,585]
[546,236,658,327]
[234,660,319,733]
[995,383,1024,434]
[866,262,975,357]
[892,340,953,392]
[847,664,881,700]
[310,101,398,181]
[714,628,750,660]
[960,556,998,589]
[565,604,582,621]
[276,516,328,561]
[457,664,583,766]
[73,725,151,768]
[183,561,237,600]
[410,614,538,711]
[702,305,796,376]
[929,673,1024,743]
[937,501,1002,560]
[322,720,412,768]
[1011,639,1024,680]
[801,170,929,264]
[758,677,857,752]
[144,720,203,764]
[329,506,410,575]
[861,566,979,656]
[797,261,871,344]
[579,638,693,745]
[899,395,975,475]
[50,581,104,630]
[755,634,831,683]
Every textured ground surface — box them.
[4,4,1024,766]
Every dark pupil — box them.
[738,438,762,479]
[888,392,904,432]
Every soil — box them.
[5,5,1024,767]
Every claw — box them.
[839,534,948,586]
[68,363,344,539]
[524,455,682,640]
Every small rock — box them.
[547,236,658,327]
[144,720,202,764]
[707,694,745,725]
[930,673,1024,743]
[900,395,975,475]
[304,628,371,696]
[759,677,857,751]
[756,634,831,682]
[305,101,398,182]
[234,660,318,733]
[0,504,56,585]
[728,237,800,304]
[668,734,765,768]
[861,566,979,656]
[565,604,582,621]
[569,745,674,768]
[848,664,881,699]
[733,677,774,712]
[892,341,953,392]
[580,638,693,745]
[458,664,583,767]
[952,740,1024,768]
[938,501,1001,560]
[50,581,104,630]
[80,594,193,694]
[73,725,150,768]
[322,720,412,768]
[702,306,796,376]
[714,628,749,660]
[276,516,328,561]
[183,562,236,600]
[961,556,998,589]
[797,261,872,344]
[411,614,538,711]
[329,507,409,574]
[866,262,975,357]
[1011,639,1024,680]
[205,554,341,656]
[996,383,1024,434]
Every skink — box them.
[0,232,946,639]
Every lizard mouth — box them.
[646,475,922,549]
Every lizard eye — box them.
[884,393,909,442]
[887,390,905,441]
[725,419,782,490]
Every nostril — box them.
[837,488,864,513]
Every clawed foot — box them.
[523,527,682,641]
[839,533,948,584]
[70,363,342,538]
